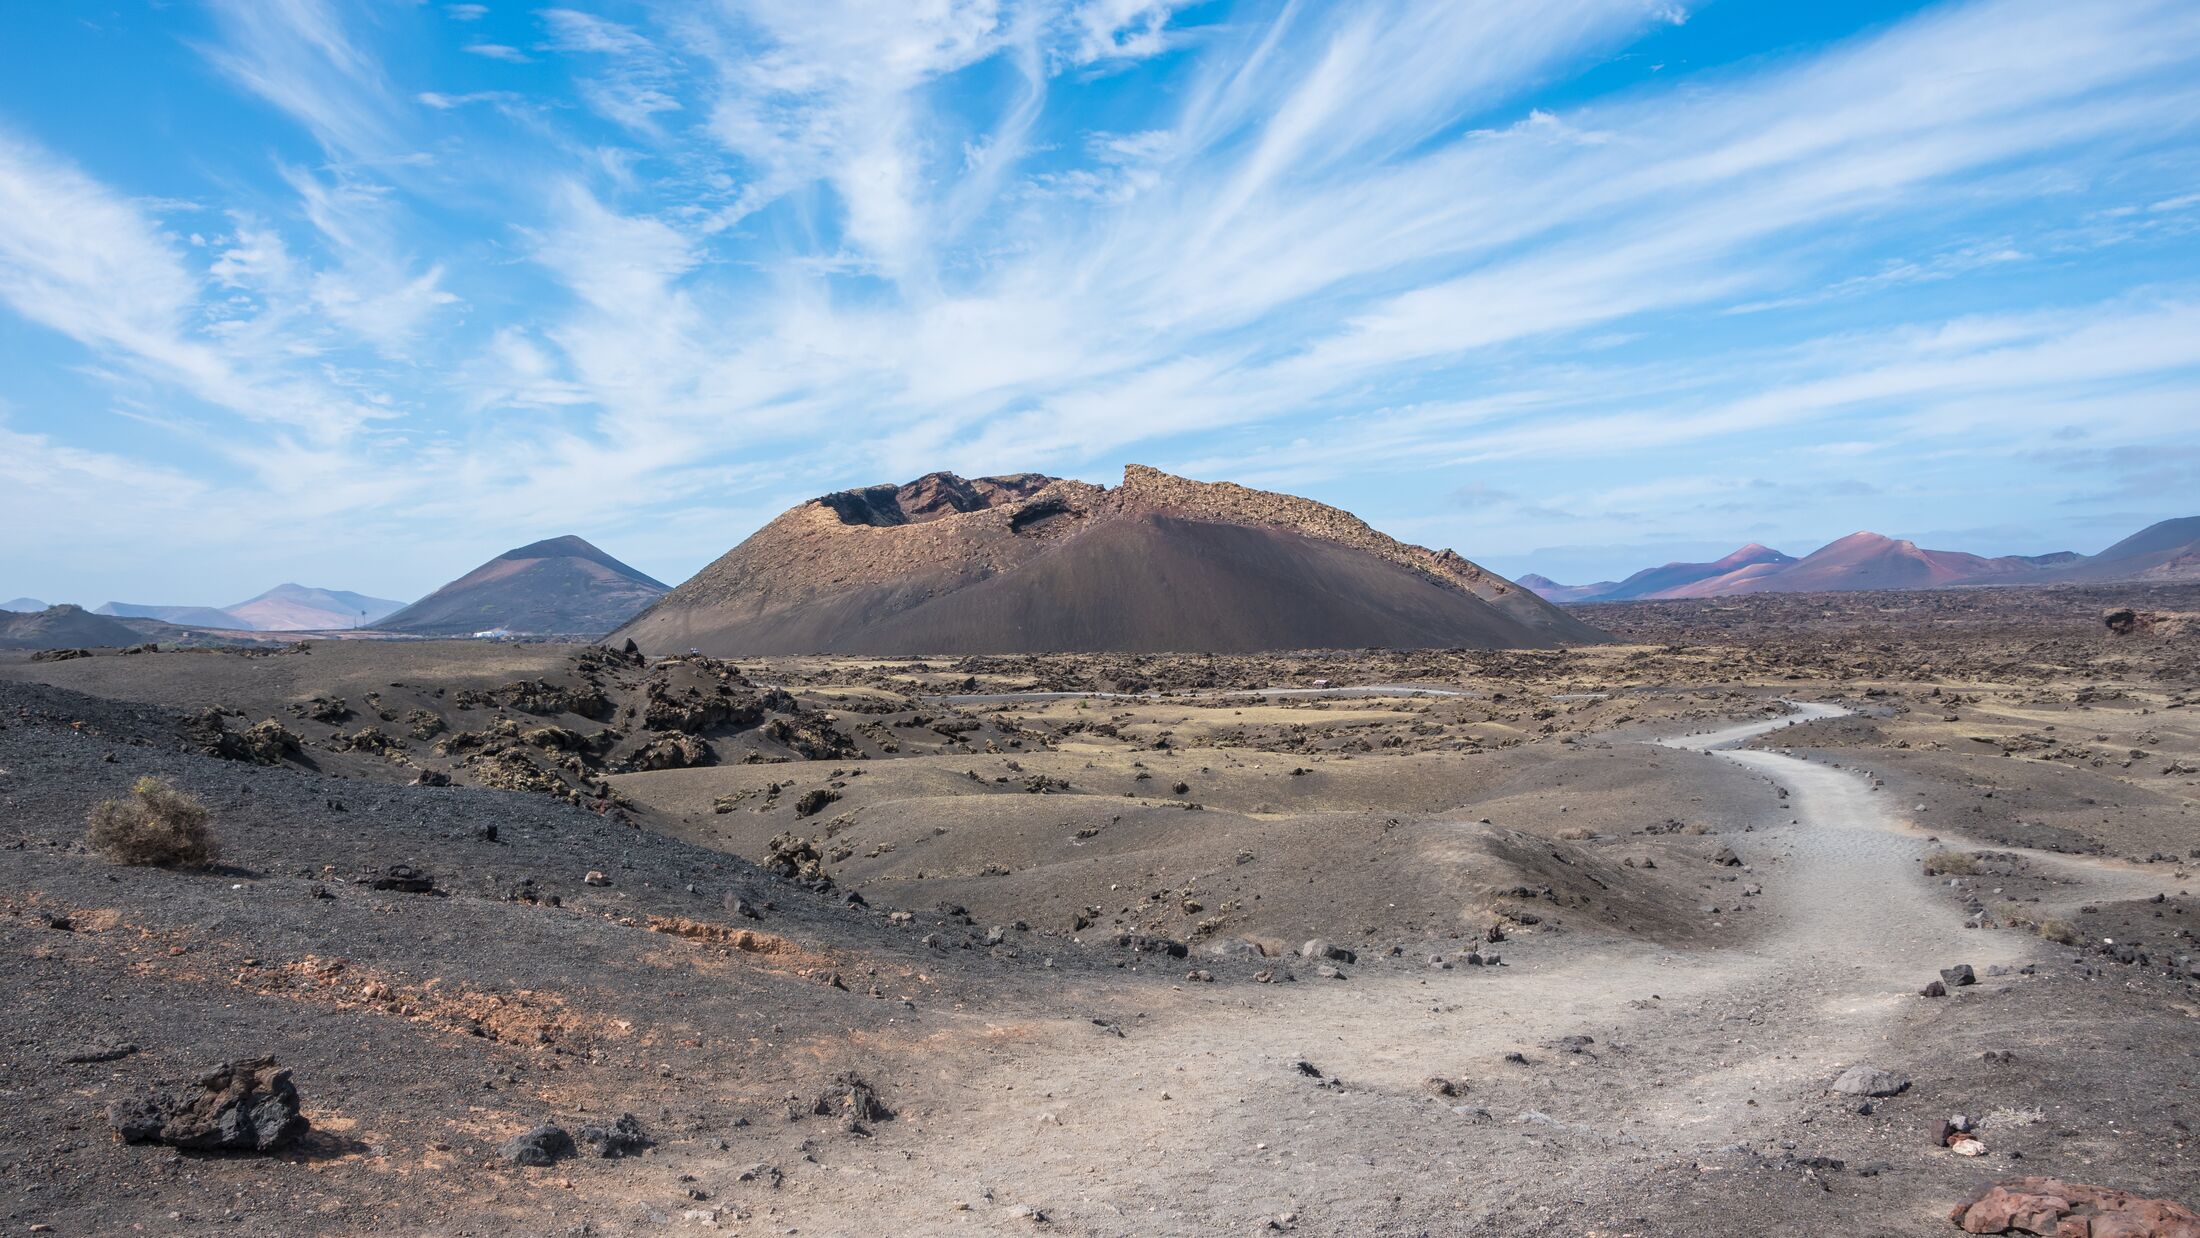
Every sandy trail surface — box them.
[941,683,1480,705]
[770,702,2177,1235]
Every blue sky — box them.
[2,0,2198,604]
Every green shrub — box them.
[87,777,216,868]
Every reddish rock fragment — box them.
[1951,1177,2200,1237]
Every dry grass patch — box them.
[87,777,216,868]
[1995,901,2082,945]
[1923,848,1980,876]
[2033,917,2080,946]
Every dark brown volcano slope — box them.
[0,604,144,650]
[614,466,1602,655]
[380,535,669,637]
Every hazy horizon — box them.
[4,0,2198,603]
[3,490,2189,612]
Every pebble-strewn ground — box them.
[1,583,2194,1235]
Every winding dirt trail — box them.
[803,702,2169,1235]
[940,683,1480,705]
[1661,700,2028,999]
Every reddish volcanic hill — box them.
[1522,521,2200,601]
[380,536,669,637]
[614,466,1601,656]
[222,584,405,631]
[1627,543,1796,596]
[1521,544,1798,602]
[1716,532,2052,594]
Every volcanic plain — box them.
[2,582,2196,1235]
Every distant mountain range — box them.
[1523,516,2200,603]
[9,538,664,644]
[92,583,406,632]
[379,535,670,637]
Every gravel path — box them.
[790,701,2181,1235]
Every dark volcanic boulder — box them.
[578,1113,651,1158]
[631,732,713,771]
[810,1074,893,1126]
[500,1123,576,1167]
[109,1059,307,1152]
[367,864,436,893]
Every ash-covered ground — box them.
[2,583,2195,1235]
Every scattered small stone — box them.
[1299,939,1356,963]
[1830,1066,1909,1098]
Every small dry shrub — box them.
[1922,849,1979,876]
[2033,917,2079,946]
[1997,901,2082,945]
[86,776,216,868]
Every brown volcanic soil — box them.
[1,582,2196,1235]
[615,466,1599,656]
